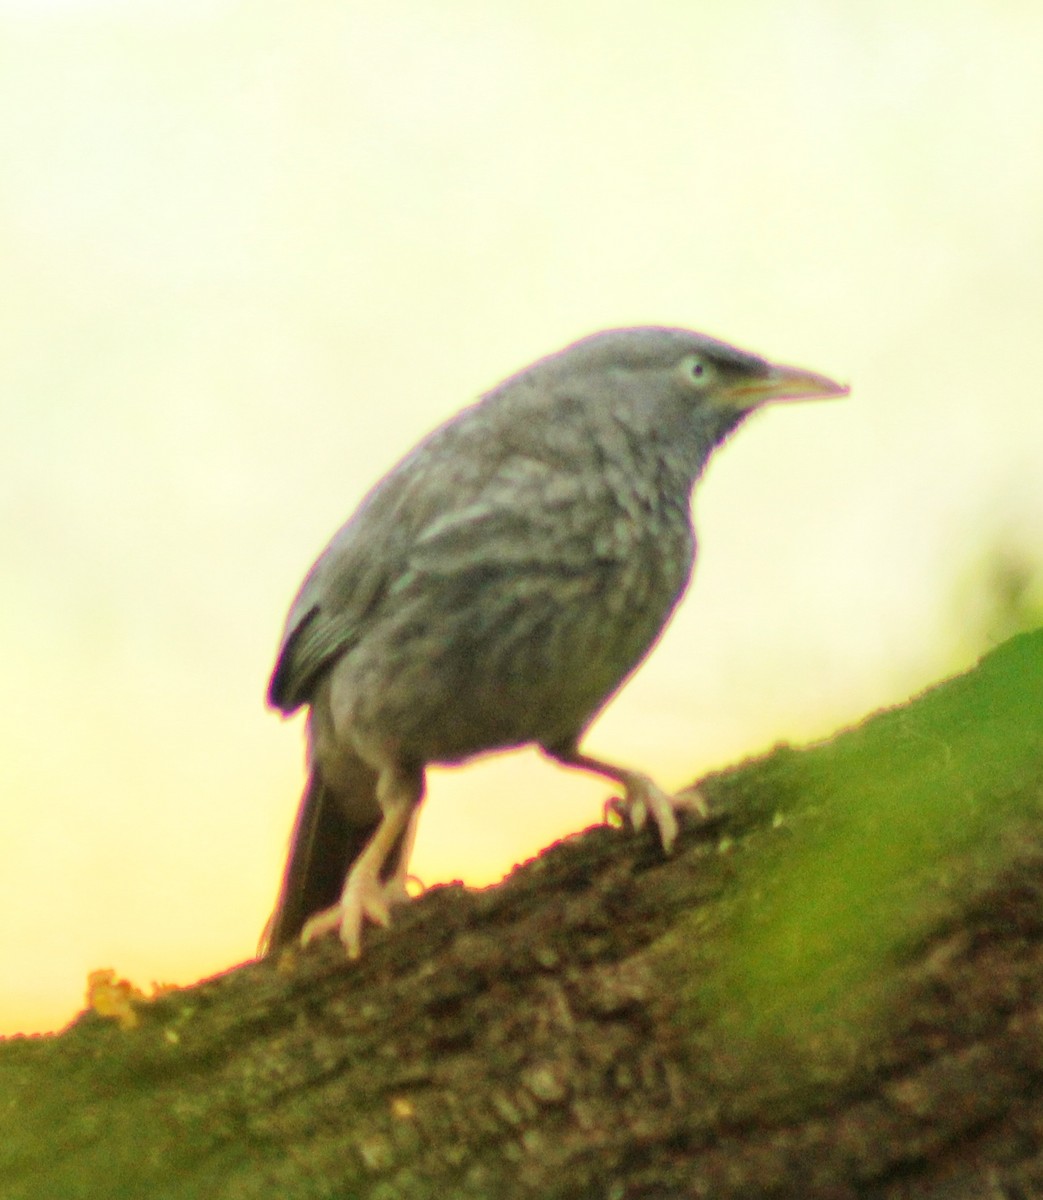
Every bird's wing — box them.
[266,414,511,710]
[267,599,348,713]
[403,458,605,576]
[268,400,618,712]
[267,470,427,712]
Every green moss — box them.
[669,629,1043,1082]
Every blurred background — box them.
[3,0,1042,1036]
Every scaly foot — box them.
[604,775,708,854]
[300,867,418,957]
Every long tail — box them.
[260,769,381,955]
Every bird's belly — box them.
[327,555,688,769]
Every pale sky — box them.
[3,1,1043,1036]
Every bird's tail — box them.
[260,768,381,955]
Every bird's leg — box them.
[301,765,422,958]
[548,746,707,855]
[378,807,423,909]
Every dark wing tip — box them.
[266,661,294,712]
[267,605,320,713]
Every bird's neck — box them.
[633,404,751,497]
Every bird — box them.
[261,326,848,958]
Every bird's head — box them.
[511,326,849,472]
[671,338,850,413]
[551,325,847,412]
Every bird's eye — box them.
[679,354,712,388]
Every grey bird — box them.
[262,327,848,957]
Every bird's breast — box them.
[327,490,695,767]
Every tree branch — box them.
[3,630,1043,1199]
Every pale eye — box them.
[680,354,712,387]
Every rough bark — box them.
[3,629,1043,1200]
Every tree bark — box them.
[3,629,1043,1200]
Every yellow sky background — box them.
[3,1,1043,1036]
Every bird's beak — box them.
[723,363,850,410]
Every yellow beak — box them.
[724,362,850,409]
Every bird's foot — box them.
[604,777,708,854]
[300,864,393,959]
[299,866,420,958]
[299,786,424,959]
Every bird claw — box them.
[299,905,347,949]
[300,869,420,958]
[604,780,708,854]
[604,793,645,831]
